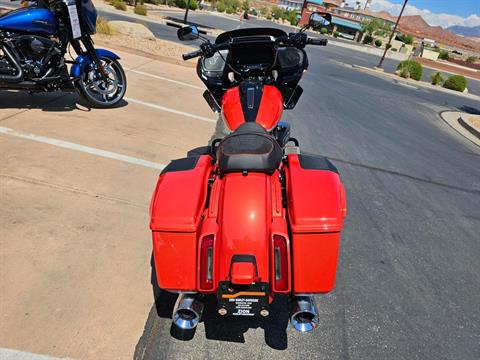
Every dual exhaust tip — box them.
[172,294,319,333]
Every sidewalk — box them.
[351,64,480,102]
[0,46,215,360]
[417,57,480,81]
[440,112,480,147]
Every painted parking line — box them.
[125,69,204,90]
[0,348,67,360]
[124,97,216,123]
[0,126,166,170]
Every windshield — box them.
[215,28,287,44]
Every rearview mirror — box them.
[177,25,200,41]
[309,12,332,27]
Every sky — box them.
[349,0,480,28]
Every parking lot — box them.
[2,24,480,360]
[0,49,216,359]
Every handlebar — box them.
[182,49,203,61]
[307,38,328,46]
[181,34,327,61]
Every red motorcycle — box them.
[150,13,347,334]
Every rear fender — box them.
[215,173,271,285]
[70,49,120,78]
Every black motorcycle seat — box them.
[217,122,283,174]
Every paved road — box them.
[136,40,480,360]
[101,9,480,96]
[1,3,479,360]
[1,1,478,93]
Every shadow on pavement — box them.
[457,105,480,115]
[0,90,128,112]
[150,254,289,350]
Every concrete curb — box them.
[440,111,480,147]
[351,64,480,101]
[95,4,215,35]
[459,114,480,139]
[329,40,409,61]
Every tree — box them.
[399,34,413,45]
[242,0,249,12]
[361,18,391,37]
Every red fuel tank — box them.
[222,85,283,131]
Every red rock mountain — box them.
[399,15,480,52]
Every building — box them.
[299,1,396,42]
[277,0,304,11]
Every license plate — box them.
[64,0,82,39]
[218,282,269,316]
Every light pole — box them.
[184,0,190,24]
[376,0,408,69]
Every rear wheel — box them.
[76,57,126,108]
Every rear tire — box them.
[76,57,126,108]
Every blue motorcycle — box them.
[0,0,126,108]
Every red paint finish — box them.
[221,85,284,131]
[150,155,213,291]
[222,87,244,131]
[231,262,256,285]
[285,154,346,293]
[256,85,283,131]
[216,173,271,284]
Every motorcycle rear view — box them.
[149,12,348,337]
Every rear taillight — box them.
[273,235,288,291]
[200,235,214,290]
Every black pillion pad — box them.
[217,123,283,174]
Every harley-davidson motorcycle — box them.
[0,0,126,107]
[150,13,347,334]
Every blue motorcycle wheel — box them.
[76,56,127,108]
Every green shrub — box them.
[134,4,147,15]
[112,0,127,10]
[430,72,443,86]
[174,0,197,9]
[320,27,328,34]
[438,50,449,60]
[226,5,235,13]
[363,34,373,44]
[334,31,339,38]
[398,66,410,79]
[374,39,382,47]
[466,55,478,64]
[287,10,298,26]
[400,34,413,45]
[396,60,423,81]
[96,16,114,35]
[216,1,225,12]
[443,75,467,92]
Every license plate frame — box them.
[217,282,269,317]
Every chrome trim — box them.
[172,294,204,330]
[290,296,319,333]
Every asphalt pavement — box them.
[135,39,480,360]
[1,3,479,360]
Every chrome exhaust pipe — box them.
[172,294,204,330]
[0,45,23,83]
[290,296,319,333]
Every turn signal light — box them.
[273,235,288,291]
[200,235,214,290]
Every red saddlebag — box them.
[285,154,347,293]
[150,155,212,291]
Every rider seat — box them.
[217,122,283,174]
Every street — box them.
[1,2,480,360]
[137,45,480,360]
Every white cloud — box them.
[352,0,480,28]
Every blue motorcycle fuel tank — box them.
[0,8,57,36]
